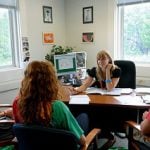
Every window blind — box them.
[0,0,17,8]
[117,0,150,6]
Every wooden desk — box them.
[63,94,150,132]
[87,95,150,108]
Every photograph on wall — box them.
[76,52,86,68]
[43,32,54,44]
[22,37,30,62]
[43,6,53,23]
[82,32,94,43]
[83,6,93,24]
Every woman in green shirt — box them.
[12,60,88,147]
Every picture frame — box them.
[82,32,94,43]
[43,6,53,23]
[76,52,87,69]
[83,6,93,24]
[42,32,54,44]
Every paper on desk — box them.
[135,88,150,95]
[142,95,150,104]
[121,88,133,94]
[86,87,121,96]
[69,95,90,104]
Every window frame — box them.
[0,1,22,69]
[116,1,150,66]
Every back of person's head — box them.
[97,50,113,64]
[19,60,59,125]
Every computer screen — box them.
[54,53,77,76]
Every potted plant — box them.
[45,45,74,64]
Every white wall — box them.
[0,0,66,102]
[0,0,150,103]
[65,0,111,68]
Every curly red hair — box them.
[18,61,58,126]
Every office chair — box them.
[126,120,150,150]
[0,104,16,148]
[13,123,101,150]
[114,60,136,138]
[114,60,136,89]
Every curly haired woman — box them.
[12,60,88,146]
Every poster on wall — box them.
[43,32,54,44]
[22,37,30,62]
[82,32,94,43]
[76,52,86,69]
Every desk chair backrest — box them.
[114,60,136,89]
[13,123,80,150]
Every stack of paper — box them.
[69,95,90,104]
[141,95,150,104]
[86,87,121,96]
[135,88,150,95]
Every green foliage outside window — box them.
[122,3,150,62]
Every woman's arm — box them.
[0,108,13,118]
[140,111,150,135]
[106,64,120,91]
[72,76,93,94]
[140,119,150,135]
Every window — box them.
[0,0,21,69]
[117,0,150,64]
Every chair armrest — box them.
[126,120,141,131]
[0,104,12,107]
[81,128,101,150]
[0,137,17,147]
[0,119,15,124]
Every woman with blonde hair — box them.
[12,60,88,146]
[72,50,121,94]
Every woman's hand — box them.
[68,86,79,95]
[106,64,113,71]
[142,111,149,120]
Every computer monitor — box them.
[54,53,77,76]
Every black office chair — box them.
[114,60,136,139]
[13,123,101,150]
[114,60,136,89]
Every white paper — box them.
[86,87,121,96]
[121,88,133,94]
[142,95,150,104]
[69,95,90,104]
[135,88,150,95]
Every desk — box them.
[63,94,150,132]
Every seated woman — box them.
[71,50,121,94]
[11,60,89,146]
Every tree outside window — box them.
[117,2,150,63]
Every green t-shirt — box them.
[51,100,84,140]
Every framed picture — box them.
[43,32,54,44]
[76,52,87,69]
[43,6,53,23]
[83,6,93,24]
[82,32,94,43]
[22,37,30,62]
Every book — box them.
[135,87,150,95]
[69,95,90,104]
[141,95,150,104]
[85,87,122,96]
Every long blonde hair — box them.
[96,50,117,81]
